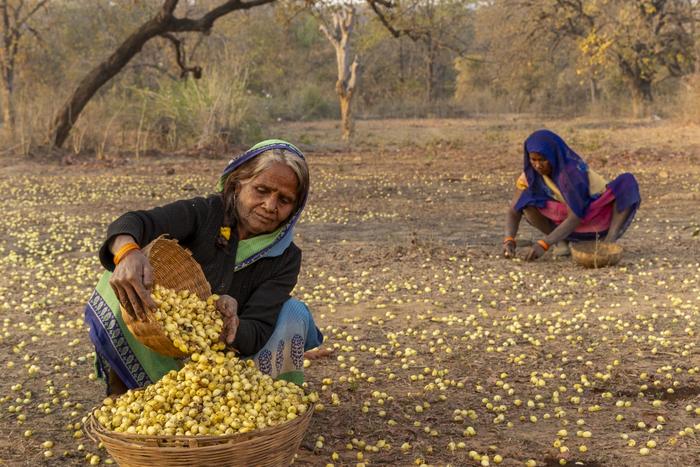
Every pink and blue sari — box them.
[514,130,641,241]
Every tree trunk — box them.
[398,40,405,84]
[589,77,597,105]
[339,90,352,141]
[319,6,359,142]
[630,78,653,118]
[0,0,52,137]
[0,67,14,133]
[426,38,435,103]
[52,0,276,148]
[52,17,168,148]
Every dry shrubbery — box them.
[678,75,700,123]
[0,1,697,158]
[6,56,261,158]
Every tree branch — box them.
[17,0,49,29]
[1,3,10,46]
[319,23,337,45]
[187,34,206,63]
[161,0,179,17]
[24,23,44,46]
[364,0,472,57]
[365,0,421,41]
[52,0,278,148]
[170,0,276,33]
[160,32,202,78]
[347,54,359,94]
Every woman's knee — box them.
[278,298,312,323]
[522,206,541,224]
[279,298,323,349]
[522,206,538,217]
[612,199,632,216]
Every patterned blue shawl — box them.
[217,139,308,271]
[514,130,591,218]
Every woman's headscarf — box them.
[217,139,308,271]
[515,130,591,218]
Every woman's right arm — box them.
[108,234,156,320]
[99,197,209,270]
[101,197,210,319]
[503,189,523,258]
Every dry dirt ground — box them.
[1,117,700,466]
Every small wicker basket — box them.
[120,236,211,358]
[571,241,623,268]
[86,403,314,467]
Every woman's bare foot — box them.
[552,241,570,257]
[108,368,128,396]
[304,347,334,360]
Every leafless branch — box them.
[318,22,334,44]
[171,0,277,33]
[52,0,278,147]
[364,0,474,57]
[365,0,420,41]
[187,34,206,63]
[17,0,49,29]
[160,32,202,79]
[161,0,180,17]
[24,23,44,45]
[347,54,359,93]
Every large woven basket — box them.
[86,403,314,467]
[571,241,623,268]
[121,236,211,358]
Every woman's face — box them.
[529,152,552,177]
[235,162,299,239]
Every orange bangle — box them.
[537,239,550,251]
[503,236,516,245]
[113,242,140,265]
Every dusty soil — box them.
[1,117,700,466]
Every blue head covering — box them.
[516,130,591,218]
[218,139,307,271]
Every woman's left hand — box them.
[216,295,239,346]
[523,243,545,261]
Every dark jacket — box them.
[99,195,302,356]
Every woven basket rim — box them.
[146,235,212,299]
[86,402,315,447]
[570,241,623,256]
[570,241,623,268]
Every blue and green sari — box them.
[84,140,322,392]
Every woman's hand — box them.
[217,295,239,346]
[503,190,523,259]
[503,241,516,258]
[109,250,156,320]
[523,243,545,261]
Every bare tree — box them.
[319,4,359,141]
[0,0,50,133]
[51,0,276,148]
[366,0,475,102]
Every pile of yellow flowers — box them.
[94,351,314,436]
[151,285,224,353]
